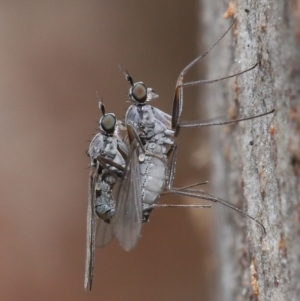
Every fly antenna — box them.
[118,64,134,86]
[96,92,106,116]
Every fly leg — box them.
[142,205,154,223]
[160,180,208,195]
[170,23,274,134]
[178,109,275,129]
[171,19,236,131]
[172,70,274,135]
[165,144,266,233]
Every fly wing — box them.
[152,107,172,129]
[125,104,172,130]
[95,219,114,247]
[115,121,129,156]
[84,168,98,291]
[116,137,129,157]
[113,139,142,251]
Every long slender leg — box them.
[160,180,208,195]
[166,144,177,191]
[170,21,274,134]
[178,109,275,129]
[126,124,146,152]
[164,143,266,233]
[150,204,211,209]
[180,62,258,89]
[168,188,266,234]
[171,19,237,130]
[172,61,275,134]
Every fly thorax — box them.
[139,119,155,129]
[145,129,156,140]
[140,105,156,127]
[146,141,167,156]
[89,138,104,160]
[103,137,118,160]
[145,142,156,152]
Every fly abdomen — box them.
[94,173,116,223]
[140,144,168,204]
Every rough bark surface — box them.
[200,1,300,300]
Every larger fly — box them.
[113,20,274,251]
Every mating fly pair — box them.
[85,19,274,290]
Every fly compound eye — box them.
[130,82,147,103]
[100,114,116,134]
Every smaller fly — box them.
[85,102,128,291]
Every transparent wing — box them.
[113,140,142,251]
[152,107,172,129]
[125,105,172,130]
[116,137,129,157]
[84,168,98,291]
[95,218,114,248]
[115,123,129,157]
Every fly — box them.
[85,101,128,291]
[113,19,274,251]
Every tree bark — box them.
[200,1,300,300]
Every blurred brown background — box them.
[0,1,218,300]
